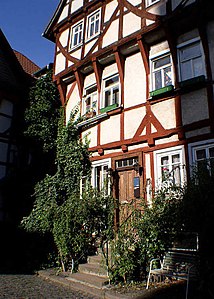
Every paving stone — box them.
[0,274,99,299]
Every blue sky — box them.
[0,0,60,68]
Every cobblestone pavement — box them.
[0,274,98,299]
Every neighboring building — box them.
[0,29,40,222]
[44,0,214,226]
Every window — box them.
[87,9,101,39]
[191,142,214,176]
[70,21,84,49]
[146,0,160,7]
[178,39,205,81]
[155,146,186,188]
[91,159,111,195]
[83,85,98,115]
[151,53,173,91]
[116,157,138,169]
[102,74,120,108]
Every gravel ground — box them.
[0,274,98,299]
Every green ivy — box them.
[22,108,114,271]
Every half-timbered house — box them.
[44,0,214,225]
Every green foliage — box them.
[24,71,60,153]
[110,186,184,283]
[22,109,114,271]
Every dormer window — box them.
[87,9,101,40]
[70,21,84,49]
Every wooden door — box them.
[115,168,141,226]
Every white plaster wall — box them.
[104,1,118,23]
[102,63,118,78]
[185,127,210,139]
[58,4,69,23]
[128,0,141,6]
[181,89,209,125]
[102,19,119,48]
[84,73,96,88]
[65,84,80,124]
[71,48,82,60]
[124,106,146,139]
[207,21,214,80]
[55,53,66,75]
[177,29,199,45]
[84,39,98,57]
[59,29,69,47]
[100,115,120,144]
[155,134,179,145]
[123,12,141,38]
[152,98,176,129]
[71,0,83,14]
[82,126,97,148]
[124,52,147,108]
[150,41,169,57]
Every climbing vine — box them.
[22,108,114,271]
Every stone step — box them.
[78,262,108,277]
[87,254,103,265]
[66,272,109,288]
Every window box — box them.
[150,85,174,97]
[100,103,118,114]
[179,75,206,88]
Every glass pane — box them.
[180,60,192,81]
[172,165,181,185]
[95,19,99,34]
[154,71,162,89]
[164,66,172,86]
[209,147,214,158]
[154,55,170,69]
[161,156,169,166]
[193,57,203,77]
[105,75,119,87]
[172,154,180,164]
[196,149,206,160]
[180,42,201,62]
[112,87,119,104]
[90,23,94,37]
[104,90,111,107]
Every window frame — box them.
[154,146,186,188]
[150,51,173,91]
[177,37,206,82]
[189,140,214,176]
[86,8,101,41]
[70,20,84,50]
[82,84,98,115]
[101,73,120,109]
[91,159,111,195]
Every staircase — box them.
[65,251,109,297]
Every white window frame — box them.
[188,139,214,176]
[86,9,101,40]
[91,159,111,195]
[146,0,160,7]
[177,37,206,82]
[150,51,173,91]
[70,21,84,50]
[82,85,98,115]
[154,146,186,189]
[101,73,120,109]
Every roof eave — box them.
[43,0,66,42]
